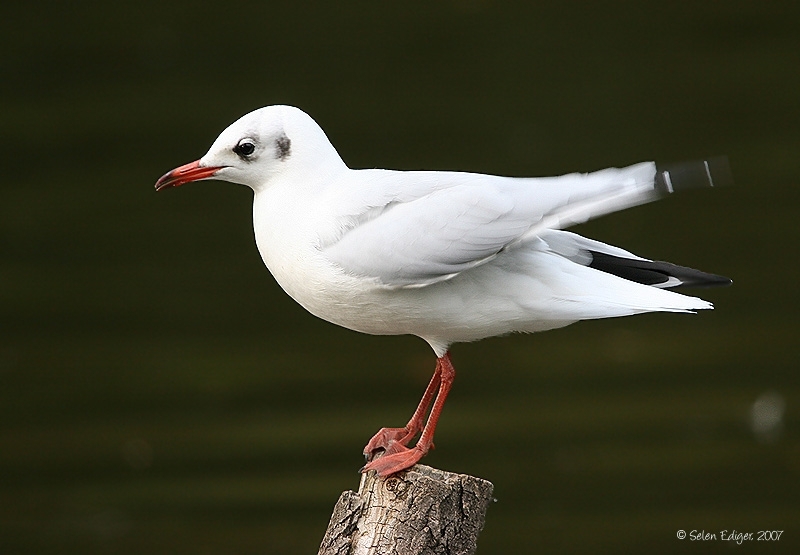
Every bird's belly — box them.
[266,255,573,344]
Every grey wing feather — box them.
[323,158,725,288]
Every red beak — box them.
[155,160,225,191]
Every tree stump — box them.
[318,464,494,555]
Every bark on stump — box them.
[318,464,494,555]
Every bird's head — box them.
[155,105,343,193]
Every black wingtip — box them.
[655,156,733,195]
[588,251,732,290]
[680,271,732,289]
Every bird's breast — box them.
[251,188,365,322]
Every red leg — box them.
[362,352,455,476]
[363,359,442,458]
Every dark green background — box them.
[2,1,798,553]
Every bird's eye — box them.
[234,140,256,158]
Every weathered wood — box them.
[318,464,494,555]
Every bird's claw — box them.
[361,444,426,477]
[363,426,417,461]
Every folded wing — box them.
[323,158,729,288]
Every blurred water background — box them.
[2,1,799,553]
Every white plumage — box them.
[156,105,729,475]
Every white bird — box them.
[155,105,730,476]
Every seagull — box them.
[155,105,731,476]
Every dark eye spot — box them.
[234,140,256,158]
[276,134,291,161]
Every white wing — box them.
[322,160,719,288]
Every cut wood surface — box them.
[318,464,494,555]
